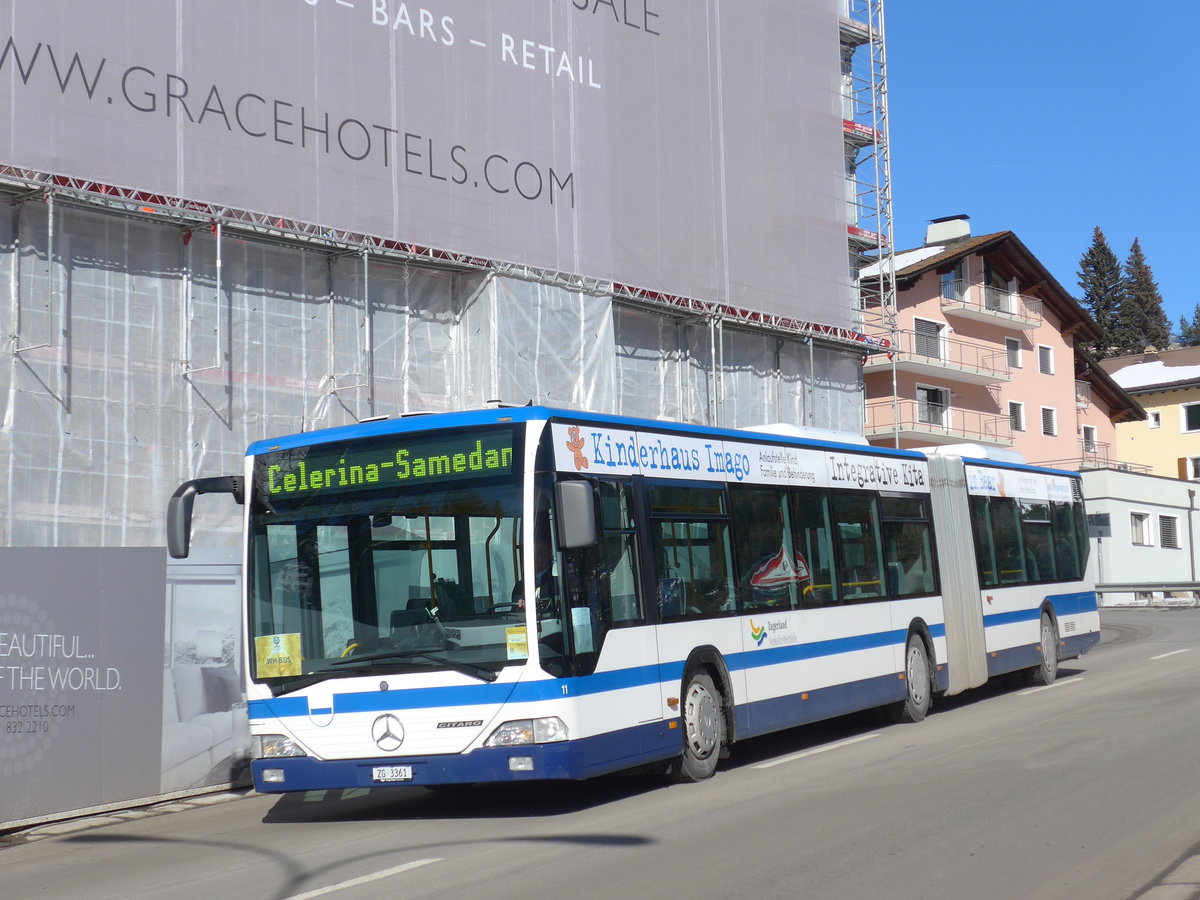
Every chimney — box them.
[925,214,971,246]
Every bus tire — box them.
[888,635,932,723]
[1024,613,1059,686]
[671,672,724,783]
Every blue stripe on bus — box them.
[252,671,913,791]
[981,591,1098,630]
[248,625,944,721]
[728,624,946,673]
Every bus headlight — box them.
[251,734,307,758]
[484,717,569,747]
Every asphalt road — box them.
[5,608,1200,900]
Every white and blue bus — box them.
[167,406,1099,790]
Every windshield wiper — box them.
[330,648,499,683]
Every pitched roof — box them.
[1100,346,1200,393]
[888,231,1101,342]
[1075,349,1145,422]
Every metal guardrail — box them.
[939,281,1042,327]
[871,328,1009,380]
[865,398,1012,444]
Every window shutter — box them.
[1041,407,1056,436]
[1160,517,1179,549]
[1038,346,1053,375]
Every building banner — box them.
[0,548,166,825]
[0,0,849,325]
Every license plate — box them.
[372,765,414,783]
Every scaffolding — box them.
[0,165,876,357]
[841,0,899,442]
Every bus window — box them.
[540,477,646,676]
[880,495,936,597]
[989,498,1026,584]
[831,493,886,602]
[730,487,800,611]
[1051,500,1082,581]
[1021,500,1055,583]
[649,483,734,620]
[969,495,999,587]
[790,488,837,607]
[597,479,642,626]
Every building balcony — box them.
[940,282,1042,331]
[862,329,1010,385]
[1036,441,1152,474]
[865,399,1014,446]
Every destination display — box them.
[255,427,515,501]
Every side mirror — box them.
[167,476,245,558]
[554,480,598,549]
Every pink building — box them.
[863,216,1143,465]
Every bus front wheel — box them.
[671,672,724,783]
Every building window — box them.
[1009,401,1025,432]
[1182,457,1200,481]
[1081,424,1097,453]
[1149,411,1161,429]
[1038,345,1054,375]
[912,318,944,360]
[983,263,1014,313]
[917,385,949,427]
[939,261,966,303]
[1006,337,1022,369]
[1184,403,1200,433]
[1041,407,1057,437]
[1131,512,1151,546]
[1160,515,1180,549]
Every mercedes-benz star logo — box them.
[371,714,405,752]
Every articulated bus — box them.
[167,406,1099,790]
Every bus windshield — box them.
[246,425,526,693]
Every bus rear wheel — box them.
[888,635,932,723]
[1024,613,1059,686]
[671,672,724,783]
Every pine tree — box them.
[1076,227,1125,357]
[1121,238,1170,353]
[1179,305,1200,347]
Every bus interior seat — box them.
[390,608,428,631]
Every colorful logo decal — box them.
[565,425,589,471]
[749,619,767,646]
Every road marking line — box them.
[1018,677,1085,696]
[753,733,881,770]
[284,858,443,899]
[1150,648,1192,661]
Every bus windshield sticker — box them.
[505,626,529,660]
[255,633,303,679]
[571,608,594,653]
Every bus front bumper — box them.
[251,722,679,792]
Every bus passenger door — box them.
[557,478,663,725]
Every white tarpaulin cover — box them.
[0,199,862,548]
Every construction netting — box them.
[0,195,863,549]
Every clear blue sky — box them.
[885,1,1199,329]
